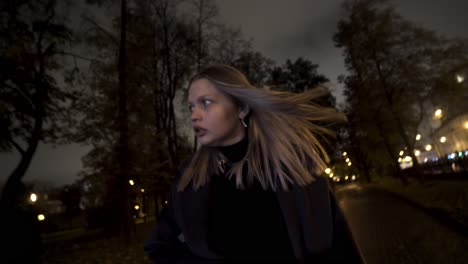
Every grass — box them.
[41,221,154,264]
[373,177,468,227]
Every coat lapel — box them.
[173,181,222,259]
[276,177,334,258]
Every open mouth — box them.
[194,127,207,137]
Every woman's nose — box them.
[191,107,202,122]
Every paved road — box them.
[336,184,468,264]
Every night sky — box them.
[1,0,467,188]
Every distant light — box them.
[424,158,428,163]
[164,200,168,205]
[330,172,334,177]
[398,157,402,162]
[440,136,446,143]
[459,152,463,158]
[325,168,331,174]
[343,152,347,156]
[399,150,404,156]
[129,180,134,186]
[404,156,412,162]
[414,150,420,157]
[415,134,421,141]
[345,158,350,163]
[434,109,443,119]
[345,176,349,180]
[141,188,145,193]
[134,205,140,210]
[456,74,464,83]
[425,144,432,151]
[347,162,352,166]
[464,121,468,129]
[30,193,37,203]
[351,175,356,181]
[465,151,468,156]
[448,153,456,159]
[37,214,45,221]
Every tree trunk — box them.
[115,0,133,243]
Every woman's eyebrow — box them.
[188,94,215,104]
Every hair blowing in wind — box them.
[178,64,346,191]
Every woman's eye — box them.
[203,99,212,107]
[188,105,194,112]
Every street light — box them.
[416,134,421,141]
[30,193,37,203]
[414,150,420,156]
[434,109,443,119]
[399,150,404,156]
[129,180,135,186]
[141,188,145,193]
[343,152,347,156]
[345,158,350,163]
[134,205,140,210]
[325,168,331,174]
[347,162,352,166]
[456,74,464,83]
[425,144,432,151]
[440,136,447,143]
[464,121,468,129]
[37,214,45,221]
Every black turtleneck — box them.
[208,136,297,263]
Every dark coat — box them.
[145,164,365,264]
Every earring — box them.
[240,117,248,128]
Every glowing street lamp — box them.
[141,188,145,193]
[434,109,443,119]
[325,168,331,174]
[456,74,464,83]
[415,134,421,141]
[399,150,404,156]
[37,214,45,221]
[345,158,350,163]
[134,205,140,210]
[347,162,352,166]
[30,193,37,203]
[425,144,432,151]
[414,150,420,157]
[464,121,468,129]
[440,136,447,143]
[129,180,135,186]
[343,152,347,156]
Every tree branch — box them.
[57,51,103,64]
[8,137,25,156]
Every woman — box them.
[145,64,364,263]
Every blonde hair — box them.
[178,64,345,191]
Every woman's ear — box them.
[239,104,250,119]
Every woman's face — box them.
[188,78,246,147]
